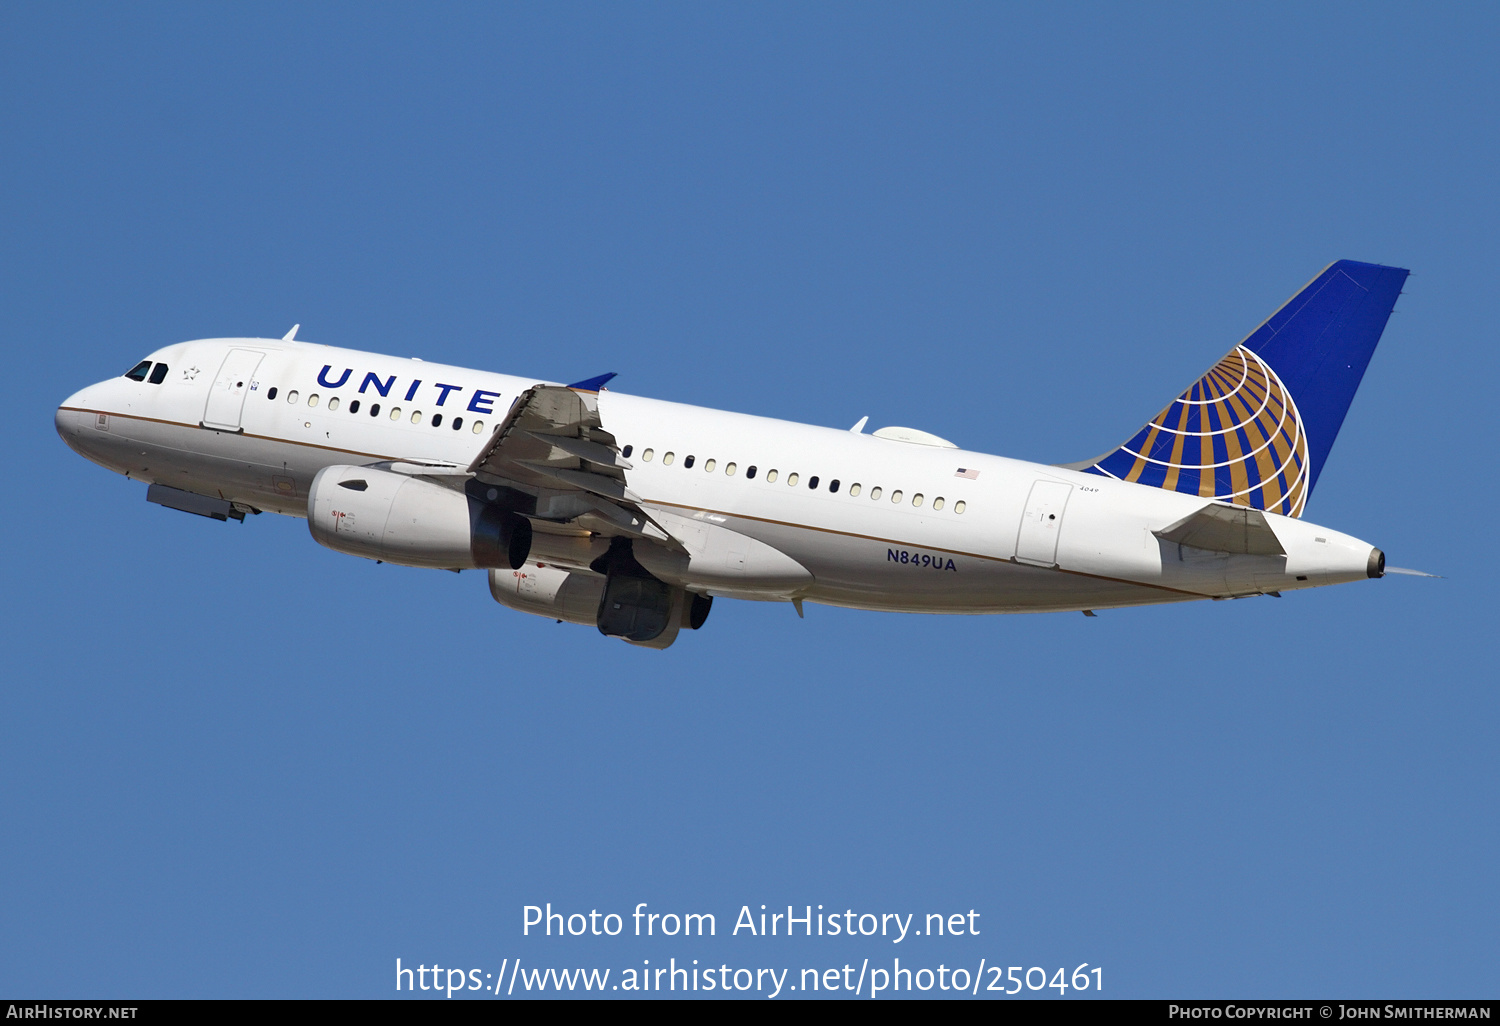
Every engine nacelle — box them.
[308,465,530,570]
[488,563,607,627]
[597,573,681,645]
[488,560,711,650]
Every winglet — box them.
[282,324,300,341]
[850,416,869,433]
[567,372,617,392]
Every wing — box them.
[466,385,674,544]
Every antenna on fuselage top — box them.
[282,324,300,341]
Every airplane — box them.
[56,260,1413,649]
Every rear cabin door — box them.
[1015,480,1073,567]
[202,349,265,431]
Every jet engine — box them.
[488,555,712,650]
[308,465,530,570]
[488,563,607,627]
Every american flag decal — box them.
[955,468,979,480]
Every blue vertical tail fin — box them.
[1071,260,1408,517]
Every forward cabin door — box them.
[1015,480,1073,567]
[201,349,265,431]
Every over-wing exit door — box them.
[1015,480,1073,567]
[201,349,265,431]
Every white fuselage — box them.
[56,338,1380,614]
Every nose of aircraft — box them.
[55,383,102,451]
[56,395,80,444]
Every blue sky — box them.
[2,2,1495,998]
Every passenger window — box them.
[663,452,675,465]
[849,483,861,496]
[829,479,839,493]
[349,399,361,414]
[704,459,715,472]
[123,360,152,381]
[411,411,422,424]
[642,448,654,461]
[267,387,278,400]
[370,403,381,417]
[933,497,944,510]
[432,413,443,427]
[452,417,463,430]
[287,390,299,404]
[149,363,169,384]
[954,500,966,514]
[622,445,633,458]
[912,493,923,507]
[746,466,757,479]
[324,396,335,409]
[390,407,402,420]
[808,476,819,489]
[787,472,798,486]
[870,487,882,500]
[891,490,903,503]
[684,455,695,468]
[309,394,321,408]
[472,420,484,433]
[725,462,736,476]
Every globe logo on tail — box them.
[1086,346,1309,517]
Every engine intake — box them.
[308,465,530,570]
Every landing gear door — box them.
[1015,480,1073,567]
[202,349,265,431]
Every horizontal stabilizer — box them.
[1384,566,1443,578]
[1154,503,1285,556]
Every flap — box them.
[467,385,673,544]
[470,386,621,490]
[1154,503,1286,556]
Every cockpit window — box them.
[148,363,169,384]
[124,360,151,381]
